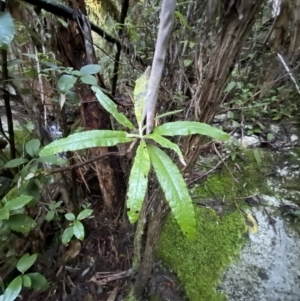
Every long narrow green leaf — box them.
[133,67,151,128]
[147,145,196,240]
[145,134,186,166]
[153,121,230,141]
[127,140,150,223]
[92,86,134,129]
[40,130,133,156]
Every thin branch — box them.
[22,0,146,67]
[43,151,125,175]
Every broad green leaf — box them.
[71,70,81,76]
[4,214,37,233]
[22,275,31,288]
[127,140,150,223]
[145,134,186,166]
[57,74,77,93]
[26,273,48,290]
[62,227,73,245]
[92,86,134,129]
[133,67,151,127]
[65,213,75,221]
[45,210,55,222]
[77,209,93,220]
[37,155,67,166]
[17,253,38,274]
[25,139,40,157]
[73,220,84,240]
[4,195,33,211]
[153,121,230,141]
[3,275,22,301]
[80,74,97,85]
[80,64,101,75]
[0,208,9,220]
[147,145,196,240]
[0,12,15,49]
[39,130,133,156]
[4,158,28,168]
[225,81,236,93]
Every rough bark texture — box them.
[134,195,169,299]
[184,0,265,171]
[56,0,123,209]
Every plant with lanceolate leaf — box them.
[40,66,230,240]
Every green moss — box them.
[156,148,278,301]
[192,149,273,203]
[157,208,247,301]
[237,149,272,196]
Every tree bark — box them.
[184,0,265,171]
[56,1,123,210]
[21,0,146,67]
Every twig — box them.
[43,151,125,175]
[187,156,228,186]
[90,268,133,285]
[213,143,238,184]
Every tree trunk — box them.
[56,0,123,210]
[184,0,265,171]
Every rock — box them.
[239,135,261,148]
[219,195,300,301]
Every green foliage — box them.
[127,140,150,223]
[145,133,186,165]
[0,253,48,301]
[224,76,300,140]
[153,121,230,140]
[133,67,150,132]
[62,209,93,245]
[158,208,246,301]
[40,67,230,240]
[0,138,64,299]
[92,85,134,129]
[40,130,133,156]
[147,145,196,239]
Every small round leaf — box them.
[65,213,75,221]
[22,275,32,288]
